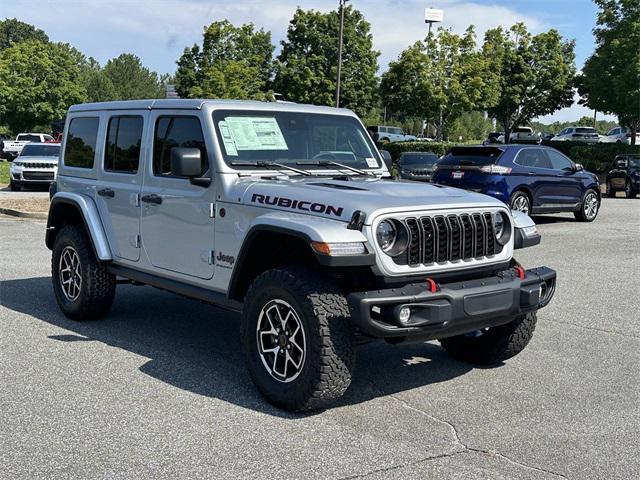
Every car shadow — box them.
[530,215,577,224]
[1,276,474,416]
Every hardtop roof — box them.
[68,99,355,116]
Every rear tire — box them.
[240,266,355,412]
[510,191,531,215]
[51,225,116,320]
[440,312,537,365]
[605,181,616,198]
[625,180,636,199]
[574,189,600,222]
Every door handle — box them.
[141,194,162,205]
[97,188,115,198]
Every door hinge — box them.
[130,235,141,248]
[209,250,215,265]
[134,193,141,207]
[209,202,215,218]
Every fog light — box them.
[398,307,411,324]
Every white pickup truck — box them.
[2,133,54,160]
[497,127,541,144]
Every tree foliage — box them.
[483,23,576,143]
[380,27,497,139]
[0,18,49,51]
[273,6,379,117]
[175,20,274,100]
[0,41,87,132]
[578,0,639,144]
[100,54,166,100]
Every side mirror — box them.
[171,147,211,187]
[575,163,584,172]
[379,149,393,172]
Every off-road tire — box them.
[240,266,355,412]
[9,180,20,191]
[574,188,600,222]
[439,312,537,365]
[51,225,116,320]
[625,180,636,199]
[605,181,616,198]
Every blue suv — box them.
[432,145,601,222]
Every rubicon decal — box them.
[251,194,344,217]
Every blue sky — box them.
[0,0,614,122]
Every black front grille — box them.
[22,171,54,181]
[392,212,502,266]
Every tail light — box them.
[479,165,512,174]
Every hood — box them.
[17,155,59,163]
[229,176,505,224]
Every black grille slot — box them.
[405,218,421,266]
[448,215,462,261]
[460,214,474,259]
[484,212,496,256]
[420,217,435,264]
[472,213,485,257]
[433,216,448,262]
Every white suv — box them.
[46,99,555,411]
[600,126,631,144]
[553,126,599,143]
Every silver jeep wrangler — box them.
[46,100,556,411]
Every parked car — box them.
[2,132,55,160]
[397,151,439,181]
[605,154,640,198]
[367,125,417,143]
[9,142,60,191]
[541,132,555,142]
[497,127,541,144]
[433,144,601,221]
[552,126,599,144]
[599,126,632,144]
[45,99,555,412]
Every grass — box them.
[0,161,9,184]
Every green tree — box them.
[175,20,274,100]
[273,6,380,117]
[483,23,576,143]
[578,0,639,144]
[0,18,49,51]
[381,27,498,139]
[101,53,165,100]
[0,41,87,132]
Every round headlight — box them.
[492,211,511,245]
[376,220,397,252]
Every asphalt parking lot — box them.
[1,198,638,480]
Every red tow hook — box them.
[514,265,526,280]
[426,278,438,293]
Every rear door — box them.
[513,148,556,206]
[140,112,215,280]
[95,113,146,262]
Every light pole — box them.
[335,0,349,108]
[424,8,443,138]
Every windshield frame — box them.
[211,109,382,172]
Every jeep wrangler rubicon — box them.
[46,100,556,411]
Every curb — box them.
[0,207,47,220]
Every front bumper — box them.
[347,266,556,339]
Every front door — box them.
[140,112,215,280]
[95,114,145,262]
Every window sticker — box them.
[365,157,378,168]
[225,116,289,151]
[218,121,238,156]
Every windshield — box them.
[400,153,438,166]
[20,144,60,157]
[213,110,380,169]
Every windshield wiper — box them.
[297,160,376,177]
[231,160,312,176]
